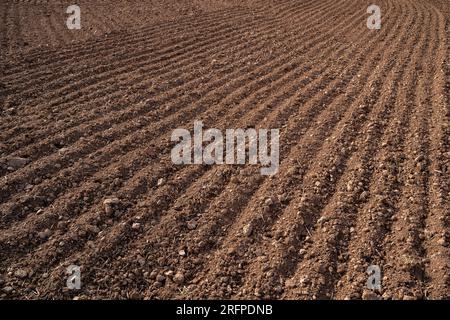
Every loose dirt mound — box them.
[0,0,448,300]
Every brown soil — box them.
[0,0,448,300]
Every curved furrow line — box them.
[1,5,254,74]
[0,11,267,126]
[0,3,352,218]
[378,4,439,300]
[17,49,352,299]
[0,0,360,268]
[0,1,358,270]
[0,0,329,148]
[2,0,441,300]
[67,29,370,298]
[0,0,366,296]
[2,9,257,101]
[229,5,421,300]
[416,2,449,299]
[3,1,293,71]
[0,0,324,134]
[1,1,294,88]
[2,8,217,70]
[332,1,433,299]
[0,0,331,143]
[0,0,352,220]
[139,0,414,298]
[4,0,304,69]
[179,0,417,299]
[283,1,431,300]
[0,18,314,189]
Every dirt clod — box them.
[0,0,448,301]
[173,272,185,284]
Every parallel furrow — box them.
[0,0,355,263]
[0,0,346,229]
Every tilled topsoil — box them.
[0,0,449,300]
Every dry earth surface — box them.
[0,0,449,300]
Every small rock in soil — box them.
[362,290,381,300]
[173,272,185,284]
[3,286,13,293]
[136,255,146,266]
[242,223,253,237]
[103,197,120,215]
[264,197,274,206]
[437,237,446,246]
[103,197,120,205]
[86,224,100,234]
[131,222,141,230]
[38,229,51,239]
[164,270,174,277]
[6,157,30,169]
[285,279,296,288]
[187,220,197,230]
[14,269,28,279]
[149,270,158,280]
[156,275,166,282]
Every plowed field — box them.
[0,0,449,300]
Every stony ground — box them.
[0,0,449,300]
